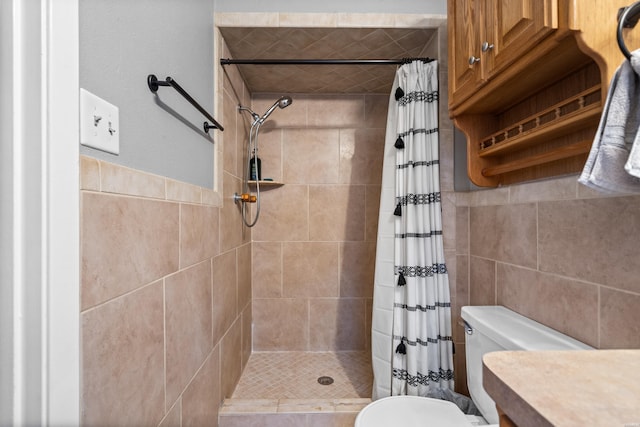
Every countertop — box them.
[482,350,640,427]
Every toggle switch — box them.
[80,88,120,154]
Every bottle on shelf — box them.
[249,148,262,181]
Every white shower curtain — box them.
[371,60,454,399]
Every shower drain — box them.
[317,376,334,385]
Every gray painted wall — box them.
[214,0,446,14]
[80,0,215,188]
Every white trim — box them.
[0,0,80,425]
[45,0,80,423]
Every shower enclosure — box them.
[214,13,450,426]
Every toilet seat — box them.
[354,396,477,427]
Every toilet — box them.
[355,305,593,426]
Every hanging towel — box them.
[625,52,640,178]
[579,49,640,193]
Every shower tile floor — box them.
[231,351,373,399]
[220,352,373,426]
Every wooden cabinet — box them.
[448,0,640,187]
[448,0,483,104]
[449,0,562,109]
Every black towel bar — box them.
[147,74,224,133]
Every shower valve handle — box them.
[233,192,257,204]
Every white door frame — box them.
[1,0,80,425]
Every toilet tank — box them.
[460,306,593,425]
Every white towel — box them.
[579,50,640,193]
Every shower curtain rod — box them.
[220,57,434,66]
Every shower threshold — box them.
[219,351,372,426]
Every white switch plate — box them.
[80,88,120,154]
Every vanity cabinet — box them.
[448,0,640,187]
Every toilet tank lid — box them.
[461,306,593,351]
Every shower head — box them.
[260,95,293,122]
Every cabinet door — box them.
[485,0,558,76]
[448,0,485,105]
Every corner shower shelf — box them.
[248,180,284,188]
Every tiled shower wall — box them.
[248,93,387,352]
[80,51,252,425]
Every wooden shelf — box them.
[478,86,601,157]
[482,140,592,177]
[247,180,284,188]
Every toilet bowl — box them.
[354,395,495,427]
[356,306,593,427]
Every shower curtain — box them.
[371,60,454,399]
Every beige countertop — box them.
[483,350,640,427]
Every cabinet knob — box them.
[468,56,480,65]
[482,42,494,52]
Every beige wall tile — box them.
[309,298,366,351]
[219,413,307,427]
[496,263,599,347]
[439,129,455,193]
[167,179,203,204]
[365,185,381,242]
[339,129,385,185]
[309,185,365,241]
[82,281,164,426]
[253,129,283,182]
[455,205,469,254]
[509,175,577,204]
[252,242,283,298]
[182,349,221,427]
[100,161,166,199]
[252,185,309,241]
[363,94,389,129]
[237,115,251,181]
[469,256,496,306]
[470,204,537,269]
[80,155,100,191]
[283,242,339,298]
[158,399,181,427]
[539,196,640,294]
[81,193,179,310]
[600,288,640,349]
[252,298,309,351]
[220,173,250,251]
[223,88,239,176]
[278,13,338,27]
[180,204,220,268]
[221,318,243,399]
[165,261,213,404]
[441,191,457,250]
[339,241,376,298]
[453,255,469,343]
[469,187,509,206]
[241,304,252,369]
[237,243,252,312]
[283,129,340,184]
[306,95,364,128]
[213,251,238,345]
[336,13,395,28]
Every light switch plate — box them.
[80,88,120,154]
